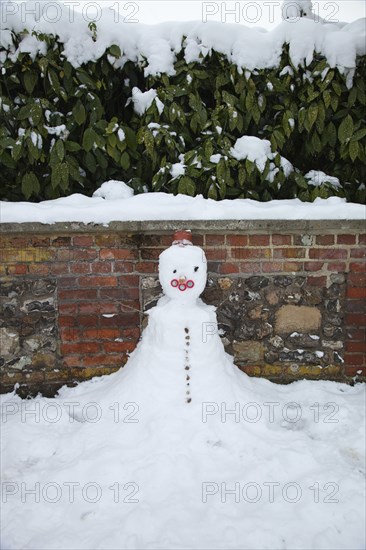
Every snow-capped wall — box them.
[1,220,364,396]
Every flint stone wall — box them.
[0,220,365,396]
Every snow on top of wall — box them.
[1,1,365,75]
[1,191,365,224]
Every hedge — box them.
[0,26,365,203]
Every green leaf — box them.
[338,114,354,144]
[120,151,130,170]
[349,140,359,162]
[307,103,318,130]
[178,176,195,196]
[72,101,86,126]
[22,172,40,199]
[144,129,155,157]
[82,127,97,152]
[65,141,81,152]
[23,71,38,94]
[55,140,65,161]
[109,44,121,58]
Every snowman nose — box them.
[178,276,187,284]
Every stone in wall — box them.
[141,274,346,380]
[0,279,58,385]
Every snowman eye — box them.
[173,269,177,273]
[194,266,199,272]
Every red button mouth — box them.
[170,279,195,291]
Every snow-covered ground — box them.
[1,238,365,550]
[1,181,365,224]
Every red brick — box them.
[345,366,365,376]
[262,262,283,273]
[316,235,335,245]
[99,313,140,327]
[219,263,240,274]
[121,327,141,339]
[347,287,366,299]
[344,354,365,366]
[71,250,98,261]
[69,262,91,274]
[345,314,366,326]
[100,248,137,260]
[51,236,72,247]
[76,315,99,326]
[307,276,327,287]
[60,328,81,342]
[192,235,204,246]
[78,276,118,288]
[359,235,366,245]
[205,235,226,246]
[272,234,292,246]
[283,262,304,272]
[31,237,50,247]
[82,354,122,367]
[309,249,348,260]
[83,328,121,340]
[118,275,139,287]
[346,300,365,313]
[51,262,70,275]
[62,355,83,368]
[140,248,165,260]
[91,261,112,273]
[72,236,95,246]
[350,248,366,259]
[59,316,78,327]
[348,274,366,287]
[207,262,220,273]
[62,342,101,354]
[249,235,270,246]
[233,248,271,260]
[346,342,366,352]
[205,248,227,261]
[350,262,366,273]
[238,262,261,273]
[304,262,324,271]
[337,234,356,245]
[134,262,158,273]
[57,249,72,261]
[58,289,98,301]
[227,235,248,246]
[104,342,137,353]
[273,248,306,259]
[58,303,78,315]
[327,262,346,272]
[8,264,28,275]
[58,277,77,288]
[27,264,50,275]
[78,302,119,315]
[99,287,139,300]
[114,261,135,273]
[345,328,366,341]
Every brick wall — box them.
[0,221,365,396]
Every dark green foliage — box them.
[0,29,365,203]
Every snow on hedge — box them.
[1,186,365,224]
[1,1,365,77]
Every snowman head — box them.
[159,231,207,303]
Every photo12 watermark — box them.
[201,1,340,25]
[1,1,140,25]
[2,481,139,504]
[202,480,340,503]
[201,400,340,423]
[1,400,140,424]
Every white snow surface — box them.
[1,241,365,549]
[1,191,365,224]
[1,1,365,75]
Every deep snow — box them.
[1,239,365,550]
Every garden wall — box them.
[0,220,365,396]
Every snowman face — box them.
[159,245,207,302]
